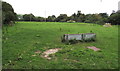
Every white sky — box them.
[2,0,120,17]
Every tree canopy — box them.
[108,11,120,25]
[23,14,36,21]
[2,1,17,24]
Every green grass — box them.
[2,22,118,69]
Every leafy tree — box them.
[51,15,56,22]
[56,14,68,22]
[99,13,108,18]
[4,11,16,23]
[23,14,30,21]
[2,1,14,12]
[47,15,56,22]
[85,14,104,25]
[23,14,36,21]
[108,12,120,25]
[70,11,85,22]
[99,13,109,23]
[36,17,45,22]
[77,11,82,17]
[70,13,77,22]
[85,14,94,23]
[2,1,17,24]
[79,14,86,22]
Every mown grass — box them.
[2,22,118,69]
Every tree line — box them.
[2,1,120,25]
[18,11,109,25]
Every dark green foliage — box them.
[70,13,77,21]
[2,2,14,12]
[69,11,85,22]
[23,14,36,21]
[99,13,108,18]
[36,17,45,22]
[99,13,109,23]
[55,14,68,22]
[47,15,56,22]
[2,1,17,24]
[16,10,119,25]
[85,14,105,25]
[21,14,45,22]
[4,11,15,23]
[108,12,120,25]
[76,11,86,22]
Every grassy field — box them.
[2,22,118,69]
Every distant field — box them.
[2,22,118,69]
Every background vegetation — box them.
[2,1,120,25]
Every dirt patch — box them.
[31,50,41,57]
[86,46,100,51]
[31,54,36,57]
[41,48,62,59]
[35,50,41,54]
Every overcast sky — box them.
[2,0,120,17]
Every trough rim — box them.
[64,33,96,35]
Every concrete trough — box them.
[83,33,96,41]
[61,33,96,42]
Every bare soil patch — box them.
[31,50,41,57]
[41,48,62,59]
[86,46,100,51]
[35,50,41,54]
